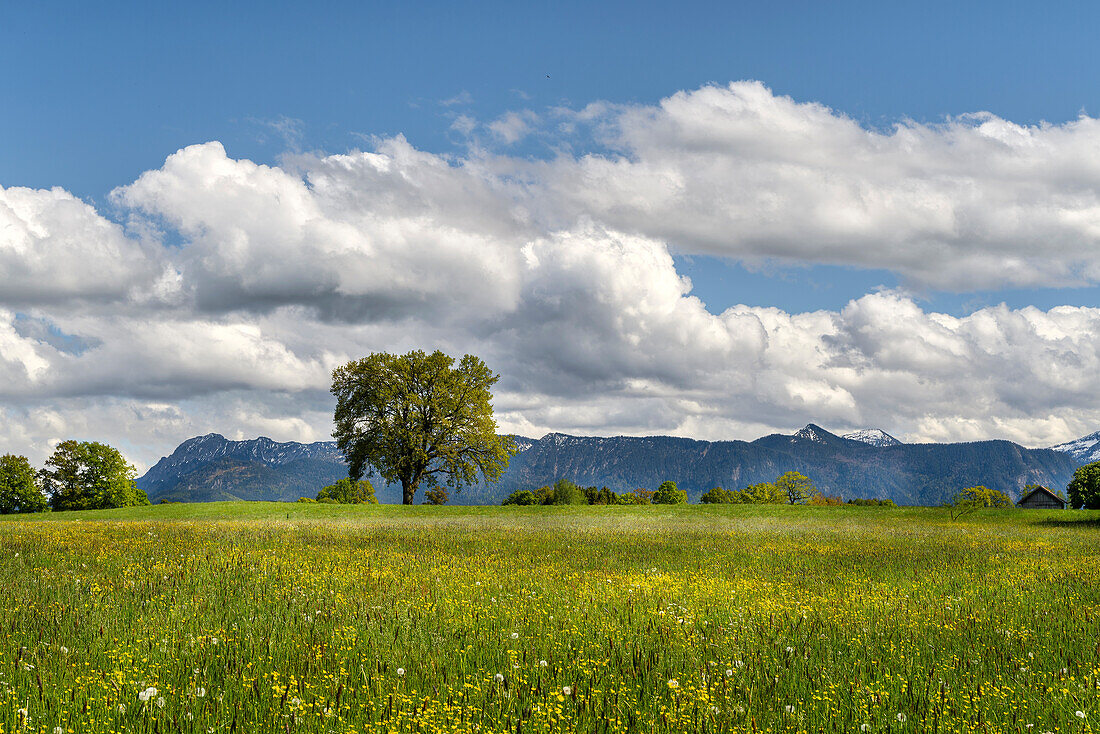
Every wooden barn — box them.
[1016,485,1067,510]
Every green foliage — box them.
[746,481,785,504]
[502,490,539,506]
[0,454,47,514]
[532,485,554,505]
[331,350,517,505]
[699,487,735,504]
[423,487,450,505]
[297,497,317,503]
[39,440,148,511]
[957,485,1013,508]
[653,480,687,505]
[809,494,844,506]
[584,486,622,505]
[627,488,654,505]
[550,478,587,505]
[776,471,819,505]
[316,477,377,505]
[1067,461,1100,509]
[847,498,896,507]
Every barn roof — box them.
[1016,485,1066,507]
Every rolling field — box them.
[0,504,1098,733]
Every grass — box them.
[0,503,1098,733]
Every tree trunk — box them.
[402,479,417,505]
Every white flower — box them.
[785,704,795,713]
[290,697,301,707]
[785,646,794,654]
[155,697,165,709]
[117,704,126,714]
[539,660,548,667]
[138,686,158,702]
[861,726,870,732]
[195,687,206,698]
[59,646,68,654]
[15,708,27,721]
[735,659,745,668]
[667,679,679,689]
[562,686,572,696]
[725,669,733,677]
[510,632,519,639]
[54,728,64,734]
[1076,711,1087,720]
[396,668,405,677]
[210,637,218,645]
[897,713,907,723]
[494,673,504,683]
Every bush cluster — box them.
[0,441,148,514]
[502,479,688,506]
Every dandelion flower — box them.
[117,704,126,714]
[494,673,504,683]
[785,705,795,714]
[725,669,733,677]
[896,713,907,723]
[59,646,68,654]
[138,687,158,702]
[861,725,870,732]
[1076,711,1087,720]
[785,646,794,654]
[539,660,548,667]
[667,679,679,689]
[195,687,206,698]
[510,632,519,639]
[396,668,405,677]
[55,728,64,734]
[156,697,165,709]
[562,686,572,696]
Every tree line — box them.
[0,441,149,514]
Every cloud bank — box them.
[4,82,1100,468]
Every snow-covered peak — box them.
[842,429,902,448]
[1049,430,1100,463]
[793,424,833,444]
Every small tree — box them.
[317,477,377,504]
[775,472,819,504]
[550,478,587,505]
[653,480,687,504]
[40,441,148,511]
[1067,462,1100,510]
[629,488,654,505]
[0,455,48,514]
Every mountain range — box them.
[137,424,1093,506]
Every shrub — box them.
[847,498,896,507]
[810,494,844,506]
[699,487,735,504]
[628,488,654,505]
[317,478,378,504]
[502,489,539,506]
[297,497,317,503]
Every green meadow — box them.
[1,503,1098,733]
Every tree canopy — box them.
[1067,461,1100,510]
[0,454,47,514]
[331,350,517,505]
[39,440,149,511]
[653,480,687,504]
[776,471,819,505]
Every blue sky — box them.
[4,1,1100,314]
[5,1,1100,463]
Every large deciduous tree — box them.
[0,454,48,514]
[1067,462,1100,510]
[40,440,149,511]
[331,350,517,505]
